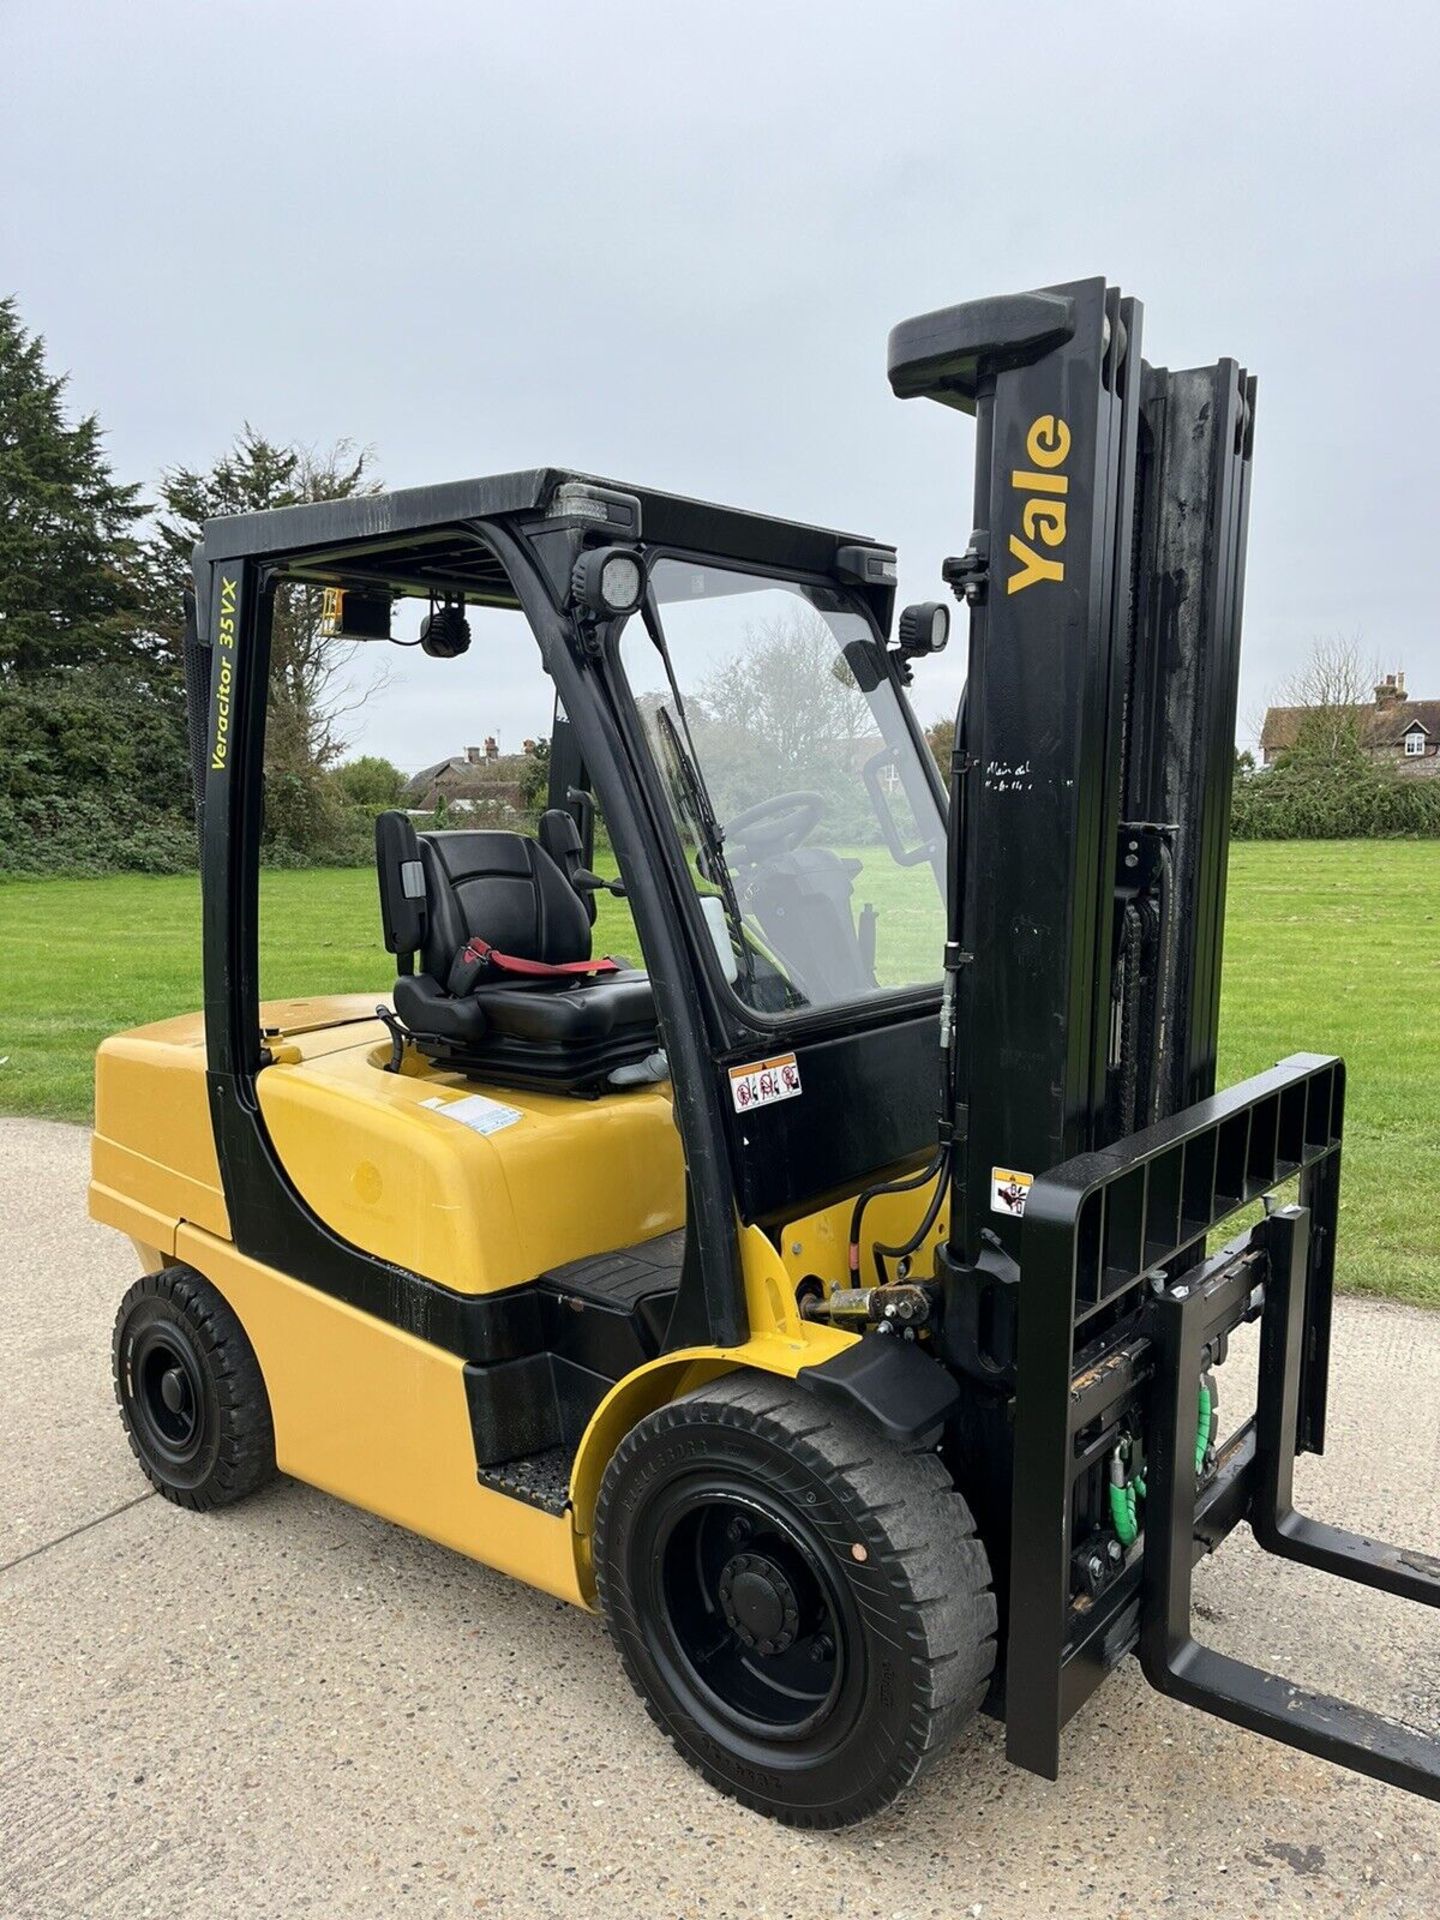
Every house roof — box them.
[408,755,466,790]
[1260,698,1440,752]
[401,751,533,803]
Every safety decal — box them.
[990,1166,1034,1218]
[728,1052,801,1114]
[420,1093,524,1137]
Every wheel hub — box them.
[131,1330,203,1457]
[159,1366,188,1415]
[717,1551,800,1656]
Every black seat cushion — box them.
[393,970,655,1046]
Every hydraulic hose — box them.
[870,1150,950,1285]
[1109,1377,1214,1552]
[846,1148,946,1279]
[1109,1453,1140,1547]
[1196,1379,1214,1476]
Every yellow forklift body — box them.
[92,995,687,1291]
[88,997,934,1606]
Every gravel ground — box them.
[2,1115,1438,1919]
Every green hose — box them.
[1109,1473,1139,1547]
[1195,1381,1213,1476]
[1109,1381,1213,1551]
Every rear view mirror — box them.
[862,747,934,867]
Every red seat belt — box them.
[459,936,620,981]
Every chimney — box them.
[1374,672,1406,710]
[465,745,481,764]
[484,736,499,761]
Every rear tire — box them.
[593,1371,995,1828]
[112,1266,276,1511]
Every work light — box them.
[571,545,647,617]
[420,600,471,658]
[897,600,950,658]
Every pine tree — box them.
[0,296,148,676]
[146,428,380,777]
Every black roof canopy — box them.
[195,467,892,608]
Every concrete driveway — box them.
[2,1115,1438,1919]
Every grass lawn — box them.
[1,842,1436,1305]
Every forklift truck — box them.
[92,278,1440,1828]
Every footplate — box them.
[1003,1051,1440,1799]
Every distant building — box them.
[403,742,532,812]
[1260,671,1440,777]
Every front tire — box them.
[112,1266,276,1511]
[593,1371,995,1828]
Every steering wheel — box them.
[723,790,826,861]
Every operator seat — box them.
[375,811,660,1093]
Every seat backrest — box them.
[376,811,593,984]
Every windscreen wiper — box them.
[654,705,755,994]
[635,595,757,994]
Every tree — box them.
[1275,634,1377,764]
[519,737,551,812]
[690,609,876,827]
[144,428,382,778]
[1233,633,1440,839]
[925,715,955,772]
[0,298,195,873]
[0,297,149,678]
[333,754,406,810]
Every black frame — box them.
[187,470,936,1366]
[605,544,950,1224]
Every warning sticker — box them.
[420,1093,524,1137]
[990,1166,1034,1218]
[728,1053,802,1114]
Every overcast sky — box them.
[5,0,1438,768]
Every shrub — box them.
[0,791,196,875]
[1232,753,1440,839]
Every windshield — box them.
[621,558,946,1016]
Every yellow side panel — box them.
[91,1016,230,1241]
[89,1183,182,1261]
[778,1166,947,1296]
[175,1223,583,1606]
[257,1027,685,1295]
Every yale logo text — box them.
[1008,415,1071,594]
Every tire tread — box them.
[593,1368,995,1828]
[112,1265,276,1512]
